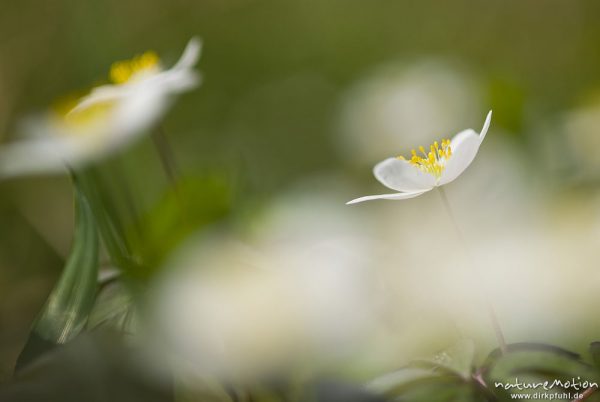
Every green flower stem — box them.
[152,125,180,189]
[152,125,188,222]
[437,186,508,355]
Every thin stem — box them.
[111,156,143,241]
[572,387,596,402]
[437,186,467,245]
[152,125,187,218]
[152,125,180,187]
[437,186,508,355]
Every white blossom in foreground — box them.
[347,111,492,204]
[149,193,375,380]
[151,237,374,380]
[0,37,202,178]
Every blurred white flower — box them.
[347,111,491,204]
[150,191,376,380]
[561,97,600,177]
[0,37,201,178]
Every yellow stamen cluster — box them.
[398,139,452,178]
[47,50,161,133]
[109,51,160,84]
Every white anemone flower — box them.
[0,37,202,178]
[347,111,492,204]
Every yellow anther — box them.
[109,51,160,84]
[396,138,453,179]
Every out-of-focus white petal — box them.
[172,37,202,71]
[150,68,201,93]
[151,202,375,380]
[346,189,430,205]
[107,85,171,150]
[0,139,70,178]
[69,86,128,115]
[438,111,492,186]
[374,157,436,192]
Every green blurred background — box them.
[2,0,600,381]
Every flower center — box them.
[397,139,452,178]
[109,51,160,84]
[47,50,161,135]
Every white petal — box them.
[480,110,492,141]
[107,85,171,149]
[438,111,492,186]
[346,189,430,205]
[438,129,479,185]
[0,140,70,178]
[149,68,201,93]
[69,85,128,115]
[374,157,436,192]
[172,37,202,71]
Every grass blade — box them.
[15,184,99,372]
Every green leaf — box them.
[367,341,489,402]
[412,339,477,379]
[86,274,136,333]
[370,370,485,402]
[15,185,99,372]
[482,343,598,400]
[392,377,484,402]
[130,174,232,280]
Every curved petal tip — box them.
[174,37,203,70]
[480,110,492,140]
[187,36,203,55]
[346,190,429,205]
